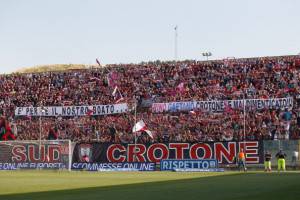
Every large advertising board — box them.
[72,141,263,165]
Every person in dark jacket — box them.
[276,149,287,171]
[47,127,58,140]
[264,151,272,172]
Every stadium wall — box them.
[1,140,299,170]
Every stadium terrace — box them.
[0,55,300,143]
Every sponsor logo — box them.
[79,144,93,162]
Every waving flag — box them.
[112,86,118,97]
[132,120,153,139]
[190,110,196,115]
[86,108,94,116]
[112,86,124,103]
[24,115,32,120]
[176,82,185,93]
[224,101,233,114]
[0,118,16,141]
[107,72,118,87]
[96,58,101,67]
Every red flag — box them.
[107,72,118,87]
[24,115,32,120]
[86,108,94,116]
[176,82,185,93]
[0,118,16,141]
[224,101,233,114]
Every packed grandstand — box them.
[1,55,300,143]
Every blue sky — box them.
[0,0,299,73]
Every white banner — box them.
[15,103,128,117]
[152,97,293,113]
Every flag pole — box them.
[39,108,43,157]
[174,25,178,60]
[39,107,46,155]
[134,99,137,162]
[118,88,123,99]
[39,114,42,146]
[243,65,247,170]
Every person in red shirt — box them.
[0,117,16,141]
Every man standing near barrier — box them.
[276,149,287,172]
[264,151,272,172]
[237,149,247,172]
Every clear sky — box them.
[0,0,299,73]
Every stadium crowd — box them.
[1,55,300,142]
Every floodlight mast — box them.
[202,52,212,61]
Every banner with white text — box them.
[151,97,293,113]
[15,103,128,117]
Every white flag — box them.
[112,86,118,96]
[132,120,153,139]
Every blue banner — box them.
[173,168,225,172]
[160,159,218,171]
[0,162,66,170]
[72,162,156,171]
